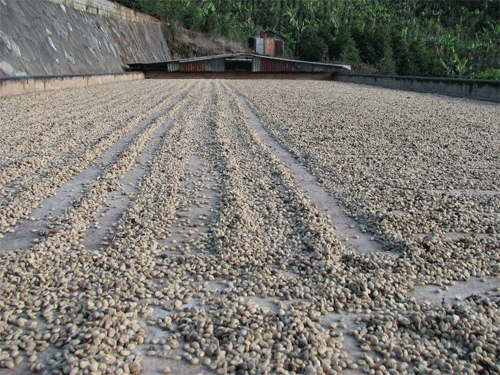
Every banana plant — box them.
[440,46,469,78]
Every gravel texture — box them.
[0,80,498,375]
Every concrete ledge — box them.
[333,73,499,103]
[0,72,145,98]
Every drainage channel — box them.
[140,118,220,375]
[82,117,176,251]
[409,276,499,306]
[158,121,219,258]
[238,96,383,256]
[234,95,368,375]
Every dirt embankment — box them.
[166,26,246,59]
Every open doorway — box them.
[225,58,252,72]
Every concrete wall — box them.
[46,0,159,23]
[0,0,170,77]
[0,72,144,98]
[334,73,499,103]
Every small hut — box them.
[249,31,285,57]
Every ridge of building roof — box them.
[127,53,245,66]
[255,55,351,70]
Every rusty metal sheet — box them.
[179,60,204,72]
[282,60,293,72]
[275,40,284,57]
[260,58,282,72]
[265,38,275,56]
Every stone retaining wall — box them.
[46,0,159,23]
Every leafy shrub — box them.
[297,26,328,62]
[470,69,500,80]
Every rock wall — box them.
[46,0,159,23]
[0,0,171,76]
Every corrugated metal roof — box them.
[256,55,351,71]
[252,57,261,73]
[127,53,245,66]
[205,58,225,72]
[179,53,245,63]
[127,53,243,71]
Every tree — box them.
[408,40,442,77]
[391,29,411,76]
[377,43,396,75]
[338,27,361,64]
[297,26,327,61]
[351,24,378,65]
[375,25,396,75]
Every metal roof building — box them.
[127,53,351,74]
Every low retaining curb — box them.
[0,72,145,98]
[333,73,499,103]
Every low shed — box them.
[127,54,350,75]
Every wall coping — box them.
[0,72,144,98]
[335,73,499,87]
[0,72,139,81]
[334,73,499,103]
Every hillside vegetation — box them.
[117,0,499,79]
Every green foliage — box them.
[390,30,410,76]
[407,40,443,77]
[377,42,396,76]
[113,0,142,11]
[340,33,361,64]
[125,0,499,79]
[162,23,180,46]
[470,69,500,80]
[439,46,470,78]
[297,26,327,61]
